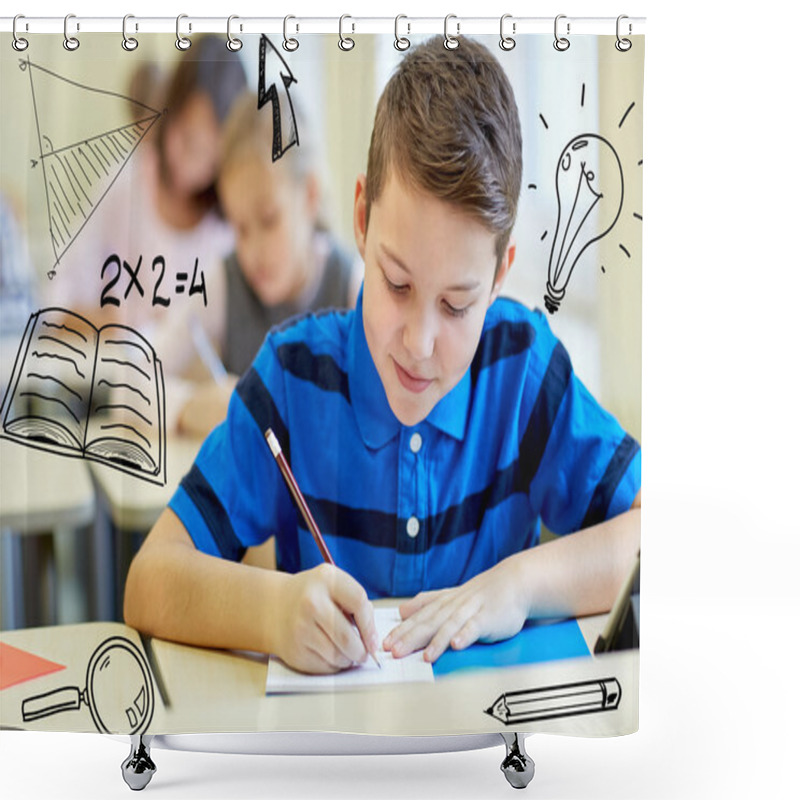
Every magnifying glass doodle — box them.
[21,636,154,734]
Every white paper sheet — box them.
[266,607,434,693]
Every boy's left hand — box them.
[382,557,529,663]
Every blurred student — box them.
[158,91,361,438]
[48,36,247,342]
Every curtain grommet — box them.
[554,14,570,51]
[122,14,138,51]
[12,15,29,52]
[63,13,80,51]
[176,14,191,51]
[500,14,516,51]
[227,15,243,52]
[338,15,355,51]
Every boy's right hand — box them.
[272,563,379,674]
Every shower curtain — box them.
[0,21,644,744]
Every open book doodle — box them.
[1,307,166,485]
[266,607,434,694]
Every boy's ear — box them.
[353,173,368,260]
[490,237,516,303]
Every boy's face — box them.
[219,154,317,307]
[354,169,513,427]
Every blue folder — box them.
[432,618,591,677]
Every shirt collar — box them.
[348,289,470,450]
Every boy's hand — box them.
[382,558,529,663]
[273,563,380,674]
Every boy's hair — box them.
[365,37,523,269]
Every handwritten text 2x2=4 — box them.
[100,255,207,309]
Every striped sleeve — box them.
[523,318,641,535]
[168,336,294,559]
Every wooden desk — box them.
[0,440,96,629]
[0,612,637,739]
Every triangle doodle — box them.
[23,57,162,279]
[0,641,66,691]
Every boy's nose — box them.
[403,306,436,361]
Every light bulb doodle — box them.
[544,134,623,314]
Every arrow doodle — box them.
[258,35,299,162]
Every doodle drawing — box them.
[257,35,299,162]
[0,307,166,485]
[486,677,621,725]
[21,636,154,735]
[544,134,623,313]
[19,57,161,279]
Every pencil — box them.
[265,428,381,670]
[485,678,622,725]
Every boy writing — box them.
[125,37,641,674]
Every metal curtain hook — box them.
[553,14,570,51]
[616,15,632,51]
[122,15,138,51]
[64,13,80,51]
[283,15,299,51]
[12,15,29,52]
[444,14,459,50]
[339,15,354,51]
[394,14,410,51]
[176,14,191,51]
[500,14,516,51]
[227,15,243,51]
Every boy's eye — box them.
[382,272,408,295]
[443,300,469,318]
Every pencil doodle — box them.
[18,57,162,280]
[258,35,299,162]
[486,677,621,725]
[530,82,642,313]
[20,636,154,735]
[0,307,167,485]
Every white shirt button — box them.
[409,432,422,453]
[406,516,420,538]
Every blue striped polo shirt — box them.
[169,292,641,599]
